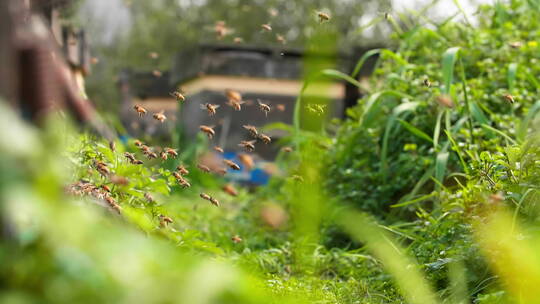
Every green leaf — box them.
[481,124,518,145]
[442,47,460,94]
[351,49,381,78]
[397,119,434,144]
[435,151,450,189]
[517,100,540,141]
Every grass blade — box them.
[435,151,450,190]
[397,119,434,144]
[442,47,460,94]
[507,63,518,91]
[351,49,381,78]
[480,124,518,145]
[517,100,540,141]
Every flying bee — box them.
[503,93,515,104]
[209,197,220,207]
[261,23,272,31]
[200,103,220,116]
[133,105,147,117]
[176,165,189,175]
[146,152,158,159]
[225,89,242,103]
[276,104,286,112]
[178,177,191,188]
[239,140,256,152]
[226,99,245,111]
[243,125,259,138]
[134,139,143,147]
[148,52,159,59]
[153,111,167,123]
[237,153,254,170]
[257,99,271,116]
[282,146,293,153]
[173,172,182,180]
[214,21,230,39]
[222,183,238,197]
[223,159,241,170]
[436,95,454,108]
[214,146,224,153]
[233,37,244,44]
[200,193,212,201]
[276,34,286,44]
[132,159,144,165]
[508,41,522,48]
[231,235,243,243]
[152,70,162,77]
[160,151,168,161]
[317,11,330,23]
[90,57,99,65]
[105,196,121,213]
[258,133,271,144]
[170,90,186,102]
[109,141,116,152]
[124,152,136,162]
[197,163,211,173]
[144,192,154,203]
[423,78,431,87]
[101,184,111,192]
[140,145,150,153]
[199,125,216,139]
[164,147,178,158]
[159,215,173,227]
[110,175,129,185]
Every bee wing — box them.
[200,104,208,110]
[248,140,257,144]
[214,104,221,109]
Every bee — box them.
[276,34,286,44]
[231,235,243,243]
[282,146,293,153]
[152,70,162,78]
[176,165,189,175]
[436,95,454,108]
[105,196,121,213]
[160,151,168,161]
[258,133,271,144]
[146,152,158,159]
[200,103,220,116]
[222,183,238,196]
[209,197,220,207]
[90,57,99,65]
[197,163,211,173]
[261,24,272,31]
[239,140,256,152]
[110,175,129,185]
[423,78,431,88]
[178,177,191,188]
[227,99,245,111]
[243,125,259,138]
[225,89,242,103]
[200,193,212,201]
[144,192,154,203]
[317,11,330,23]
[215,167,228,176]
[173,172,182,180]
[159,215,173,227]
[170,90,186,102]
[214,146,224,153]
[306,104,326,116]
[101,184,111,192]
[508,41,522,49]
[257,99,271,116]
[165,147,178,158]
[238,153,254,170]
[94,161,110,176]
[140,145,151,153]
[124,152,136,162]
[148,52,159,59]
[109,141,116,152]
[276,104,286,112]
[133,105,147,117]
[233,37,244,44]
[132,159,144,165]
[503,94,515,104]
[134,139,143,147]
[214,21,230,39]
[223,159,241,170]
[153,111,167,123]
[200,125,216,139]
